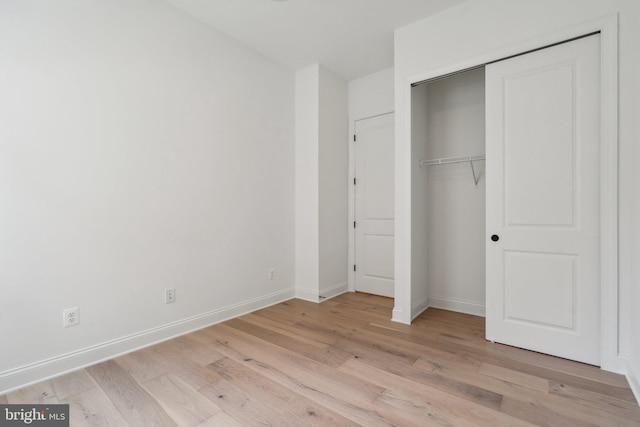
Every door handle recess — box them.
[491,235,500,242]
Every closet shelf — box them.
[419,154,485,167]
[419,154,485,186]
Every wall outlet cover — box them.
[63,307,79,328]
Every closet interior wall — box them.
[412,67,487,316]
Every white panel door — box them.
[355,113,394,297]
[486,35,601,365]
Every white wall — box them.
[347,67,394,291]
[0,0,295,393]
[630,0,640,401]
[295,65,320,300]
[348,67,395,122]
[318,68,349,297]
[394,0,640,400]
[410,84,430,316]
[295,64,348,302]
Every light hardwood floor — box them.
[2,292,639,426]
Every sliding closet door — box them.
[485,35,601,365]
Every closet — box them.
[410,34,602,366]
[411,67,486,317]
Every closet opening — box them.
[411,67,487,317]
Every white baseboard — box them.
[428,297,486,317]
[294,288,321,303]
[295,282,348,303]
[0,289,295,395]
[621,357,640,406]
[394,297,484,323]
[411,297,430,321]
[392,306,408,324]
[319,282,348,302]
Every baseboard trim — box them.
[411,297,430,321]
[0,289,295,395]
[294,289,321,303]
[295,282,348,303]
[429,297,486,317]
[319,282,348,302]
[621,358,640,406]
[392,307,408,324]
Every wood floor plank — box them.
[372,390,478,427]
[262,299,373,332]
[500,395,601,427]
[303,315,482,376]
[51,369,96,400]
[331,335,418,367]
[196,411,245,427]
[279,307,423,363]
[340,291,395,307]
[184,327,221,345]
[249,306,300,327]
[413,354,639,427]
[548,380,640,422]
[157,335,226,367]
[255,299,320,322]
[225,318,350,367]
[330,301,398,323]
[210,323,385,407]
[87,360,178,427]
[200,377,302,427]
[413,356,538,398]
[339,358,536,427]
[208,357,360,426]
[65,386,131,427]
[240,312,333,347]
[310,300,407,330]
[439,331,632,388]
[6,380,60,405]
[114,347,172,384]
[330,292,395,314]
[478,362,550,393]
[208,325,403,426]
[142,373,221,426]
[365,320,636,401]
[489,356,635,401]
[145,341,221,390]
[331,337,504,411]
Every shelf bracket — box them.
[470,159,480,186]
[419,154,485,186]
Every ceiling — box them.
[163,0,466,81]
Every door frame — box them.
[348,111,395,294]
[395,14,620,372]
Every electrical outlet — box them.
[268,268,276,280]
[63,307,79,328]
[165,288,176,304]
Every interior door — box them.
[354,113,395,298]
[485,35,601,365]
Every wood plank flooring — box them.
[3,292,639,426]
